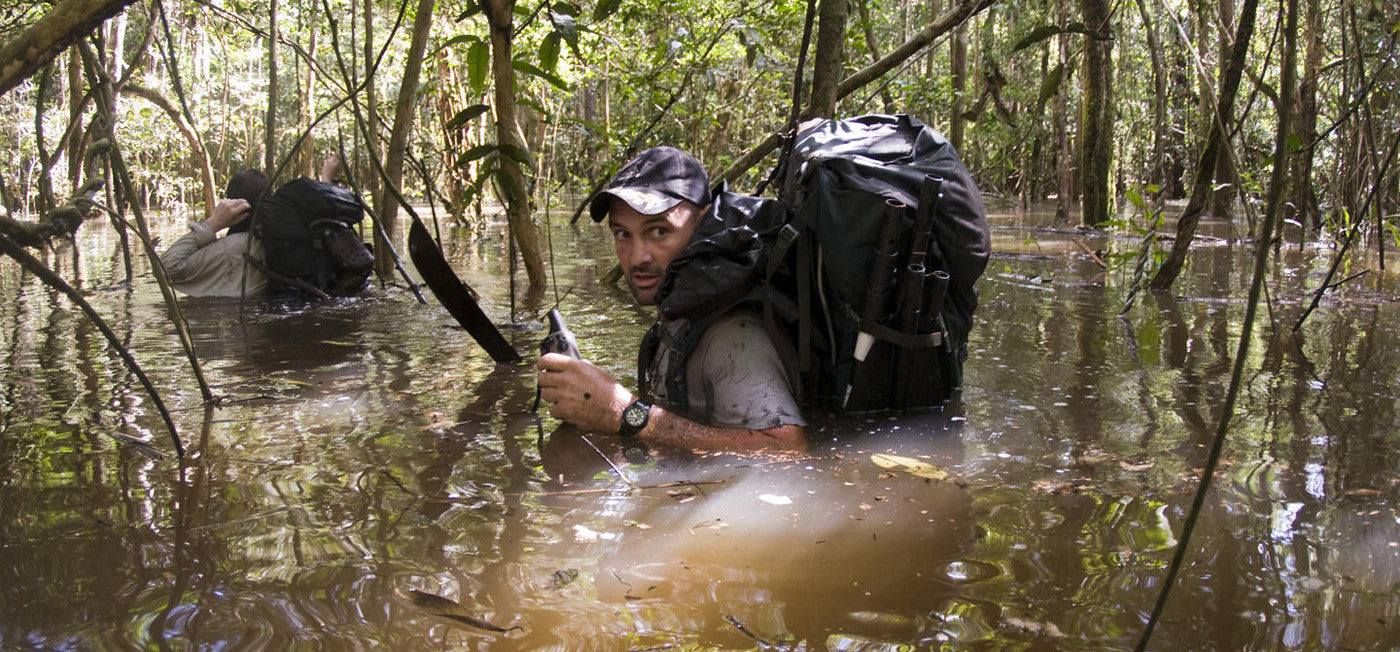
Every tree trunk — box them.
[949,21,968,153]
[372,0,434,276]
[361,0,381,204]
[481,0,546,289]
[1288,0,1321,229]
[717,0,993,184]
[1263,0,1299,247]
[107,10,127,80]
[0,0,139,98]
[1136,0,1167,202]
[297,30,317,178]
[1149,0,1260,291]
[264,0,279,173]
[35,65,57,215]
[1210,0,1237,220]
[856,0,896,113]
[1078,0,1114,227]
[806,0,849,119]
[1053,0,1073,223]
[67,49,84,193]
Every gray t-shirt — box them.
[647,310,806,430]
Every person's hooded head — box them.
[224,169,269,234]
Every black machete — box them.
[408,218,522,364]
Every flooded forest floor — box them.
[2,204,1399,650]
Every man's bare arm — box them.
[537,352,806,453]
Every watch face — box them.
[624,405,647,427]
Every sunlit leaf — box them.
[497,143,533,165]
[550,11,578,41]
[540,33,561,73]
[593,0,622,21]
[444,104,490,130]
[454,144,497,167]
[437,34,478,55]
[495,166,527,204]
[517,96,549,118]
[468,41,489,96]
[455,0,481,21]
[870,453,948,480]
[512,59,570,90]
[1035,62,1065,115]
[1012,24,1065,52]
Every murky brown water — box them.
[2,206,1399,650]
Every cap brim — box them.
[589,187,683,221]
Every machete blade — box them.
[407,218,522,364]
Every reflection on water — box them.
[3,210,1400,649]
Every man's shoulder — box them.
[694,308,773,347]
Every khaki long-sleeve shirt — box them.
[159,221,267,297]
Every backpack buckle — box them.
[777,223,800,248]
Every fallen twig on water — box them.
[725,614,775,648]
[1072,237,1109,269]
[581,434,636,488]
[516,479,727,497]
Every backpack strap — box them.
[637,315,718,419]
[764,214,815,377]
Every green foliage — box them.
[445,104,491,130]
[1011,23,1093,52]
[0,0,1391,250]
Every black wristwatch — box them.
[619,399,652,437]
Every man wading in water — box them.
[536,147,806,453]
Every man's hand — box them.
[320,156,344,183]
[537,353,634,433]
[206,198,251,232]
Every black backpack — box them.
[772,113,990,412]
[255,177,374,297]
[646,114,989,415]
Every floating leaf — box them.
[758,493,792,505]
[689,519,729,533]
[573,524,600,542]
[870,453,948,480]
[402,589,521,633]
[1119,460,1156,472]
[550,569,579,589]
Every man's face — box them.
[608,197,702,305]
